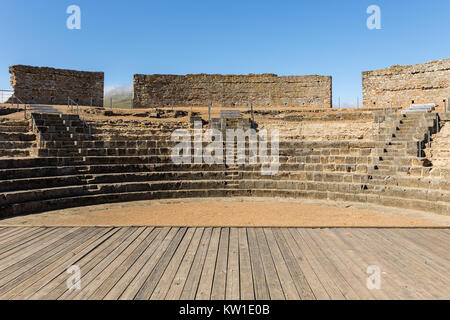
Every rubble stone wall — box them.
[362,58,450,108]
[133,73,332,108]
[8,65,104,107]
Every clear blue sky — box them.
[1,0,449,106]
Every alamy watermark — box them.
[366,265,381,290]
[66,265,82,291]
[66,5,81,30]
[366,5,381,30]
[171,121,280,175]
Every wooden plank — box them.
[320,228,389,300]
[59,227,141,300]
[0,228,80,278]
[105,227,172,300]
[71,227,149,300]
[357,229,445,298]
[0,228,49,255]
[0,227,61,262]
[196,227,221,300]
[246,228,270,300]
[362,229,449,299]
[179,228,212,300]
[9,228,114,300]
[29,227,129,299]
[288,229,345,299]
[269,228,315,300]
[238,228,254,300]
[336,229,424,299]
[0,227,40,246]
[118,227,179,299]
[263,228,300,300]
[306,229,374,300]
[254,228,284,300]
[0,227,99,298]
[296,228,359,299]
[0,227,29,240]
[54,227,136,300]
[225,228,240,300]
[394,229,450,267]
[211,228,229,300]
[277,228,328,299]
[165,228,205,300]
[89,227,160,300]
[134,228,188,300]
[152,228,202,300]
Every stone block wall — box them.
[133,73,332,108]
[8,65,104,107]
[362,58,450,108]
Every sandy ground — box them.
[1,197,448,227]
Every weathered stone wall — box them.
[8,65,104,107]
[133,73,332,108]
[362,58,450,108]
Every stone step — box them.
[0,132,36,141]
[0,141,36,149]
[1,181,449,218]
[0,149,32,158]
[38,149,81,157]
[0,126,30,133]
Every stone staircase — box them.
[32,113,92,160]
[0,119,36,158]
[0,118,448,218]
[371,113,437,176]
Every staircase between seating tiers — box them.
[30,106,92,163]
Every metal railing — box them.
[7,94,31,120]
[67,97,79,115]
[0,89,13,103]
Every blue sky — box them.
[0,0,449,106]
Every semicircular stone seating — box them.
[0,111,449,218]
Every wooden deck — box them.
[0,227,448,300]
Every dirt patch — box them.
[0,198,446,227]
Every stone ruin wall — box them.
[362,58,450,109]
[8,65,104,107]
[133,73,332,109]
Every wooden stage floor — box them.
[0,227,448,300]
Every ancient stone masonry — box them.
[133,73,332,108]
[8,65,104,107]
[362,58,450,108]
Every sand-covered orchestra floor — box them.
[1,198,449,228]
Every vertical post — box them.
[436,113,440,133]
[417,141,421,157]
[251,102,255,128]
[208,101,211,129]
[110,97,112,109]
[390,102,392,114]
